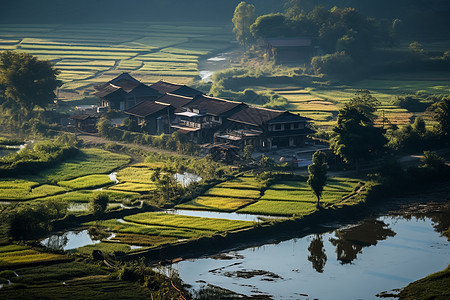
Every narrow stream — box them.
[197,48,239,82]
[171,214,449,299]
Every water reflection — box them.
[308,234,327,273]
[329,219,396,264]
[173,215,448,299]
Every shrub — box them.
[311,51,354,79]
[90,192,109,216]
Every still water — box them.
[173,215,449,299]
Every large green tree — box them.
[232,1,256,47]
[330,90,387,170]
[307,150,327,207]
[433,97,450,143]
[0,51,60,113]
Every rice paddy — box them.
[58,174,112,190]
[0,245,70,268]
[0,22,233,100]
[236,177,362,216]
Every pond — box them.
[172,214,449,299]
[165,209,284,222]
[40,230,105,251]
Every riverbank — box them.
[123,180,450,265]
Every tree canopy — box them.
[0,51,60,113]
[232,1,256,47]
[330,91,387,168]
[307,150,327,206]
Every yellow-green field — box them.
[0,22,233,100]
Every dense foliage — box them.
[0,139,79,177]
[330,91,387,168]
[0,51,60,113]
[307,151,328,206]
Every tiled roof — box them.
[182,95,245,116]
[125,83,161,99]
[125,101,172,118]
[150,80,203,97]
[228,106,285,126]
[156,93,193,108]
[94,85,127,99]
[94,72,140,91]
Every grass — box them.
[0,22,233,100]
[58,174,112,190]
[115,166,156,184]
[0,277,151,299]
[0,180,66,201]
[29,148,131,183]
[214,175,262,190]
[124,212,254,232]
[0,246,70,268]
[204,187,261,199]
[35,190,140,204]
[12,261,107,285]
[175,196,255,212]
[107,233,178,248]
[85,219,217,239]
[237,200,318,217]
[236,177,362,216]
[399,265,450,300]
[74,242,142,255]
[107,182,156,193]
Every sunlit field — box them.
[0,22,233,100]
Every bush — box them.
[311,51,355,79]
[90,192,109,216]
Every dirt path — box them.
[76,133,191,157]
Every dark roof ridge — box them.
[247,105,287,113]
[163,93,194,100]
[194,94,244,105]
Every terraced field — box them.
[175,174,261,212]
[237,177,361,216]
[0,22,233,100]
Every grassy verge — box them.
[399,265,450,300]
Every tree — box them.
[330,91,387,170]
[0,51,60,114]
[232,2,256,47]
[90,192,109,216]
[433,97,450,143]
[243,144,254,161]
[307,150,327,207]
[250,13,290,39]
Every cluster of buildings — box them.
[73,73,312,153]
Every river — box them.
[171,213,449,299]
[198,48,240,82]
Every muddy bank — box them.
[124,182,450,265]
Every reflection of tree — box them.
[44,233,68,250]
[329,219,396,264]
[308,234,327,273]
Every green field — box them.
[0,245,70,268]
[0,180,66,201]
[124,212,254,232]
[29,148,130,183]
[58,174,112,190]
[237,177,362,216]
[176,196,255,212]
[0,22,234,100]
[204,187,261,199]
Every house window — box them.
[292,123,299,129]
[213,116,220,122]
[274,124,282,131]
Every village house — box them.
[92,73,313,151]
[124,101,175,134]
[94,73,161,110]
[215,106,312,150]
[265,37,318,64]
[171,95,246,143]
